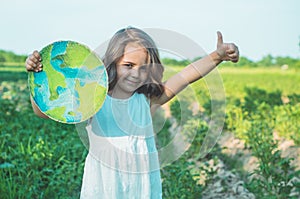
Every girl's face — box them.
[112,42,149,99]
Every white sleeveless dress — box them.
[80,92,162,199]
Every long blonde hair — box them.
[103,27,164,98]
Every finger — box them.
[33,50,42,61]
[228,53,238,59]
[217,31,223,46]
[35,62,43,71]
[26,59,37,69]
[231,57,239,63]
[226,49,235,54]
[26,64,43,72]
[25,51,43,72]
[228,53,239,62]
[25,64,32,71]
[25,63,34,71]
[38,63,43,71]
[229,48,239,58]
[29,54,39,64]
[226,43,237,52]
[26,59,42,72]
[30,52,43,66]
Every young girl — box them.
[26,27,239,198]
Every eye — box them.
[124,63,133,68]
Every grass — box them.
[219,67,300,97]
[0,63,25,72]
[164,65,300,97]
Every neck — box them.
[108,90,134,99]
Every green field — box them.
[1,64,299,198]
[220,67,300,97]
[167,66,300,97]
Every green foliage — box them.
[160,118,218,199]
[274,104,300,145]
[169,97,193,124]
[156,114,205,198]
[245,119,299,198]
[257,54,276,67]
[237,56,257,67]
[226,105,251,141]
[170,98,182,123]
[286,93,300,105]
[218,67,300,98]
[243,87,282,114]
[221,56,257,67]
[162,54,300,69]
[158,95,221,198]
[0,50,26,63]
[0,80,86,198]
[226,86,300,144]
[181,119,209,159]
[161,58,191,67]
[161,157,203,199]
[1,48,299,69]
[275,56,300,68]
[0,71,27,81]
[225,86,300,197]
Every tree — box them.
[257,54,275,67]
[0,50,26,63]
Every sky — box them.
[1,0,299,61]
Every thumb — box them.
[217,31,223,47]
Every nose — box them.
[130,68,139,78]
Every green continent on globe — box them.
[45,106,67,123]
[61,42,102,69]
[75,80,107,118]
[41,45,67,101]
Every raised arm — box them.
[151,32,239,107]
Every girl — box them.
[26,27,239,198]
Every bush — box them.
[245,119,299,198]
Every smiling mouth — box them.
[126,79,140,85]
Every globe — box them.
[28,41,108,123]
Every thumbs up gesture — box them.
[216,31,239,63]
